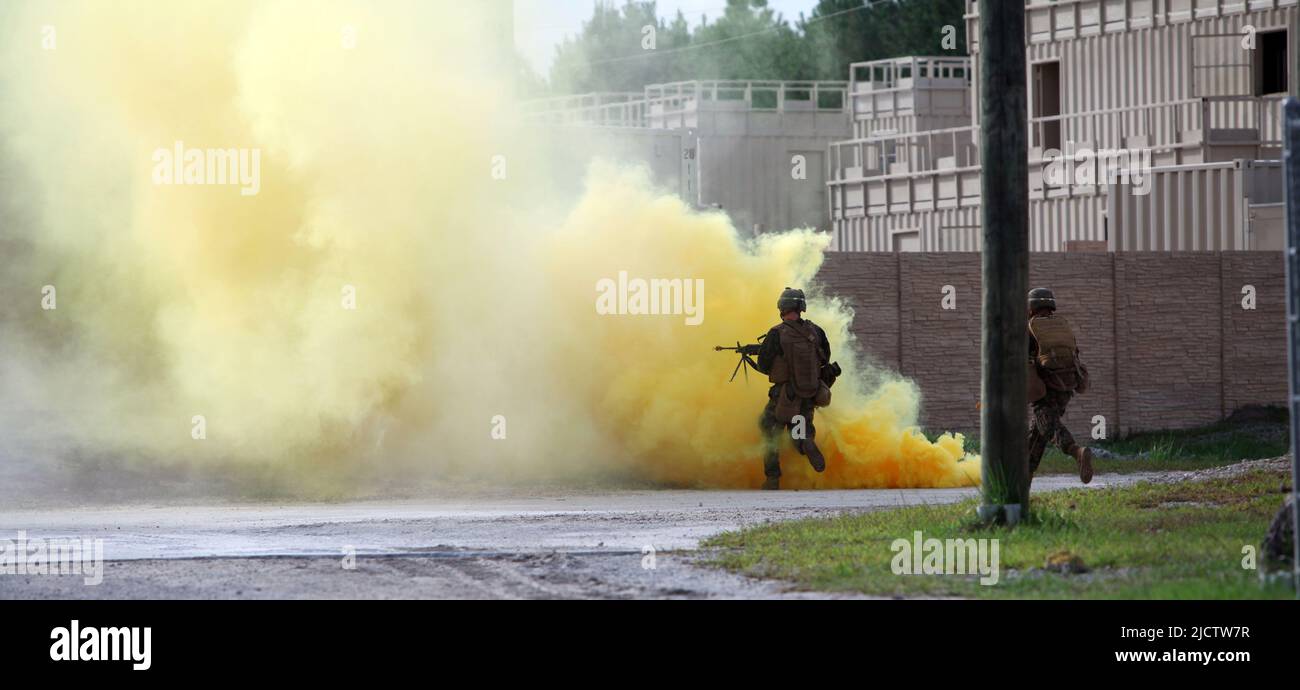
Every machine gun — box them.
[715,334,843,387]
[713,335,765,382]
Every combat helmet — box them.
[777,287,807,314]
[1028,287,1057,312]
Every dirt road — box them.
[0,473,1156,599]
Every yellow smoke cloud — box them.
[0,0,978,493]
[542,167,979,489]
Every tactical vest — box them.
[767,320,825,399]
[1029,314,1078,391]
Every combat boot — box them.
[1072,446,1094,484]
[798,439,826,473]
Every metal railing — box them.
[643,80,849,116]
[1202,95,1289,146]
[1029,98,1203,152]
[522,80,851,128]
[829,125,980,181]
[832,94,1291,185]
[520,92,642,114]
[520,92,648,127]
[848,56,971,93]
[847,56,972,125]
[1029,95,1287,152]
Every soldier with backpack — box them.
[1026,287,1094,484]
[751,288,836,490]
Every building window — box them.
[891,229,920,253]
[1032,61,1062,151]
[1256,30,1288,96]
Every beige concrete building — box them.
[830,0,1296,252]
[523,80,853,235]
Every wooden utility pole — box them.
[1281,97,1299,596]
[979,0,1030,514]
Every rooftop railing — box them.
[521,92,648,126]
[644,80,849,115]
[521,92,642,115]
[848,56,971,93]
[521,80,850,128]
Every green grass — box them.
[943,406,1289,475]
[705,467,1295,599]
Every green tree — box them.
[548,1,693,94]
[803,0,968,81]
[543,0,970,95]
[685,0,811,82]
[514,52,549,100]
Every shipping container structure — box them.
[848,56,973,139]
[522,80,853,235]
[829,0,1297,252]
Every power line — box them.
[585,2,876,66]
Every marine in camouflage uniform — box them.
[1026,389,1078,476]
[750,288,832,490]
[1026,287,1094,484]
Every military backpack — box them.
[1029,314,1081,392]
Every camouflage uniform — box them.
[754,318,830,481]
[1025,287,1093,483]
[1026,299,1084,477]
[1026,388,1080,475]
[758,389,818,479]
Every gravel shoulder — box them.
[0,471,1190,599]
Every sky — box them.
[514,0,822,76]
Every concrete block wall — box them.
[897,254,981,433]
[818,253,900,370]
[1222,252,1288,412]
[1113,253,1224,433]
[820,251,1286,437]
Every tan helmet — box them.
[1028,287,1057,312]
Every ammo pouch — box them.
[772,383,803,423]
[820,361,842,388]
[816,359,839,407]
[814,382,832,408]
[1074,360,1090,394]
[1041,367,1077,393]
[772,381,830,423]
[1027,359,1047,403]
